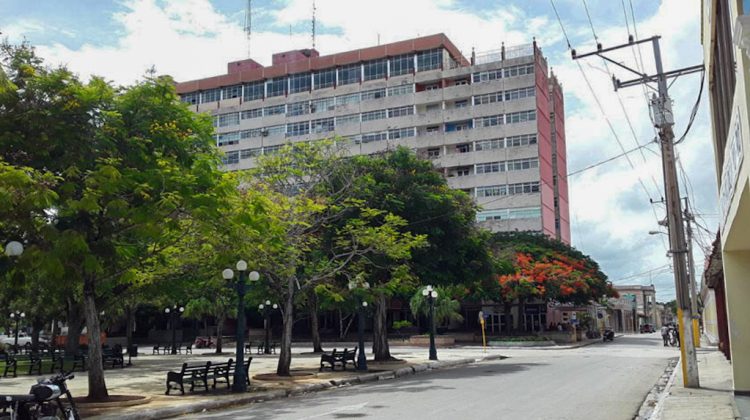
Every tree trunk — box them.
[215,315,225,354]
[338,309,344,340]
[309,292,323,353]
[31,319,43,352]
[518,298,526,332]
[65,301,83,354]
[125,306,134,350]
[504,302,512,335]
[372,294,392,361]
[83,281,108,400]
[51,320,59,350]
[276,276,295,376]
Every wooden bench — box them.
[152,344,173,355]
[341,347,357,370]
[1,353,42,377]
[102,345,124,369]
[165,361,212,395]
[208,357,253,389]
[256,342,277,354]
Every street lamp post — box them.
[222,261,259,393]
[422,285,439,361]
[347,280,370,371]
[9,310,25,350]
[164,305,184,354]
[257,300,278,354]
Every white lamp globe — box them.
[222,268,234,280]
[362,301,368,307]
[432,292,438,299]
[4,241,23,257]
[258,304,264,310]
[248,271,260,282]
[272,304,278,309]
[9,313,14,319]
[165,308,170,313]
[236,260,248,271]
[265,300,271,305]
[422,288,429,296]
[20,312,25,318]
[179,307,185,312]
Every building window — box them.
[476,185,507,197]
[222,85,242,100]
[264,104,286,116]
[286,121,310,137]
[504,63,534,78]
[417,48,443,71]
[475,138,504,151]
[361,88,386,101]
[446,120,472,131]
[472,69,502,83]
[222,150,240,165]
[289,72,312,94]
[241,108,263,120]
[364,59,387,81]
[454,99,469,108]
[240,148,262,159]
[452,167,471,177]
[388,127,415,139]
[476,115,504,128]
[243,82,264,101]
[476,162,504,174]
[455,143,471,153]
[217,112,240,127]
[312,117,335,133]
[427,148,441,158]
[336,92,360,106]
[338,64,361,85]
[361,131,388,143]
[507,181,540,194]
[310,97,335,113]
[507,158,539,171]
[181,92,199,104]
[266,125,285,137]
[387,84,414,96]
[217,132,240,146]
[424,83,441,91]
[361,109,387,122]
[426,125,441,133]
[473,92,502,106]
[287,101,309,117]
[200,88,221,103]
[336,114,360,125]
[266,77,287,97]
[505,86,536,101]
[314,68,336,90]
[388,105,414,118]
[454,78,469,86]
[390,53,414,76]
[263,144,282,155]
[426,103,441,112]
[506,110,536,124]
[241,128,263,139]
[506,134,537,147]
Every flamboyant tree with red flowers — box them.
[490,232,616,332]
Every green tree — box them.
[409,285,465,328]
[0,42,226,400]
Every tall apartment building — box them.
[701,0,750,396]
[176,34,570,243]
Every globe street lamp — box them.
[422,285,439,361]
[164,305,185,354]
[4,241,24,257]
[347,280,370,371]
[9,310,25,350]
[222,260,259,392]
[257,300,278,354]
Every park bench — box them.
[102,345,124,369]
[319,347,357,371]
[165,361,212,395]
[152,344,173,355]
[256,342,277,354]
[208,357,253,389]
[1,353,42,377]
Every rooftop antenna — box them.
[311,0,316,49]
[244,0,252,58]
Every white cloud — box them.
[4,0,715,301]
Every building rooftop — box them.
[175,33,470,95]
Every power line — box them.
[567,141,655,177]
[614,264,672,282]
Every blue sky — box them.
[0,0,714,302]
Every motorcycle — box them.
[0,372,80,420]
[602,328,615,342]
[193,336,214,349]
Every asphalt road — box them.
[184,334,675,420]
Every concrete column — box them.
[722,249,750,393]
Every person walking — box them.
[660,324,670,346]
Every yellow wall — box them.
[702,289,720,344]
[723,249,750,392]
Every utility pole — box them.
[683,197,700,348]
[572,36,702,388]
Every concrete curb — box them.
[635,357,679,420]
[100,354,507,420]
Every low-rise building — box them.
[613,285,657,330]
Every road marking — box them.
[299,402,369,419]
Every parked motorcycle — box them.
[0,372,80,420]
[602,328,615,342]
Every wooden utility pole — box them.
[572,35,702,388]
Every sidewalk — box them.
[653,346,743,419]
[0,343,509,418]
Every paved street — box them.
[185,334,676,420]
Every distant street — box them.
[185,334,676,420]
